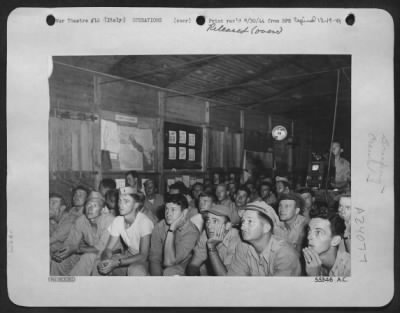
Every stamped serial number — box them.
[314,276,348,283]
[48,276,76,282]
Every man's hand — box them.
[169,210,187,231]
[206,223,225,250]
[52,246,73,262]
[303,247,322,276]
[97,259,118,275]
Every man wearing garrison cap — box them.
[187,204,242,276]
[226,201,301,276]
[50,191,115,276]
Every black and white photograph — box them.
[6,7,394,307]
[48,54,352,278]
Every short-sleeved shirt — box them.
[274,214,307,252]
[322,241,351,277]
[108,212,154,255]
[149,218,200,268]
[193,228,242,270]
[50,207,84,252]
[64,213,115,253]
[227,235,302,276]
[335,157,351,186]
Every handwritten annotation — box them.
[207,23,283,35]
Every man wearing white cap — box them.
[50,191,115,276]
[227,201,301,276]
[187,204,242,276]
[97,186,153,276]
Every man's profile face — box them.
[199,196,213,212]
[144,181,155,196]
[240,210,267,242]
[85,200,102,220]
[126,174,138,188]
[72,189,88,207]
[307,218,333,255]
[118,194,135,216]
[338,196,351,222]
[260,185,271,200]
[301,192,313,209]
[49,197,63,219]
[235,190,248,208]
[205,213,227,238]
[216,185,227,201]
[165,203,183,226]
[331,142,341,156]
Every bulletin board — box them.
[164,122,202,170]
[100,110,157,172]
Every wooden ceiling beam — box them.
[243,73,331,110]
[100,55,221,85]
[168,55,295,99]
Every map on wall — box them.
[101,118,155,171]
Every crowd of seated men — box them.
[49,170,351,277]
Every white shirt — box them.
[108,212,153,255]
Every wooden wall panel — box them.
[49,64,94,112]
[271,114,292,132]
[209,106,240,129]
[208,129,224,168]
[165,95,206,124]
[244,111,269,132]
[99,77,159,117]
[49,117,97,172]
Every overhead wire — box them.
[324,69,341,197]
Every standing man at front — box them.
[330,141,351,191]
[149,194,200,276]
[227,202,301,276]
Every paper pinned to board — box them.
[101,119,120,153]
[115,179,125,189]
